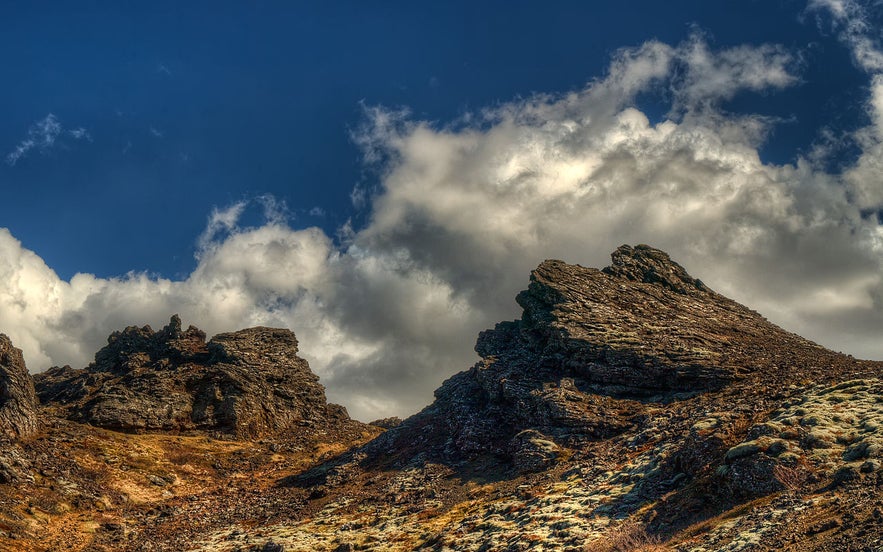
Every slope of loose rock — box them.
[2,244,882,552]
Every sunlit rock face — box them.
[0,334,39,438]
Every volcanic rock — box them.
[35,315,351,438]
[4,244,883,552]
[0,334,38,438]
[369,417,403,430]
[372,244,846,466]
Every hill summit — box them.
[368,244,842,468]
[35,315,353,438]
[0,244,881,551]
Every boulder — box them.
[509,429,561,473]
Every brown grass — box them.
[590,519,667,552]
[772,463,806,491]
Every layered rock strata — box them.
[0,334,39,438]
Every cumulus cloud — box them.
[5,114,91,166]
[2,28,883,421]
[672,35,798,114]
[809,0,883,72]
[808,0,883,209]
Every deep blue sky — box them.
[0,0,872,280]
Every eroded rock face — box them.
[0,334,39,438]
[35,316,350,438]
[373,244,838,466]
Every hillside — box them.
[0,245,881,551]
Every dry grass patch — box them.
[590,519,666,551]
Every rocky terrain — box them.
[35,316,353,438]
[0,244,881,551]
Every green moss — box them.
[726,442,762,462]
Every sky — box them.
[1,1,883,421]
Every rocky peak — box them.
[0,334,39,438]
[93,314,208,373]
[601,243,709,295]
[373,245,843,468]
[208,326,300,365]
[510,246,824,394]
[36,317,352,439]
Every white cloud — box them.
[672,35,798,114]
[5,114,90,166]
[196,201,247,252]
[807,1,883,209]
[2,31,883,421]
[68,128,91,141]
[808,0,883,72]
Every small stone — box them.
[509,430,561,474]
[147,474,169,487]
[808,518,840,535]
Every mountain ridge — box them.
[0,244,880,551]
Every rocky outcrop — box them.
[0,334,39,438]
[272,245,882,552]
[35,315,351,438]
[372,244,845,468]
[4,244,883,552]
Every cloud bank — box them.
[2,14,883,420]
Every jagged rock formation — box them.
[0,334,38,438]
[372,244,843,468]
[264,245,882,552]
[2,245,882,552]
[35,315,351,438]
